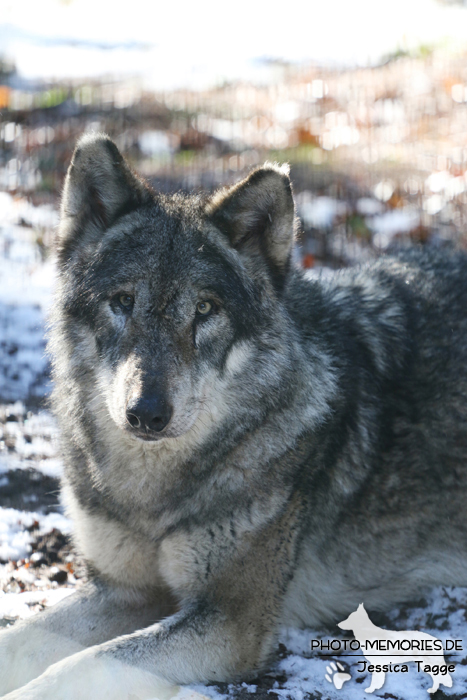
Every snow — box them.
[0,301,50,401]
[0,507,72,562]
[296,193,348,229]
[368,208,421,249]
[356,198,384,216]
[0,193,56,403]
[0,408,63,477]
[0,587,74,620]
[139,131,174,157]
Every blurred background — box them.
[2,0,467,638]
[3,0,467,275]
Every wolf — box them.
[338,604,453,694]
[1,132,467,699]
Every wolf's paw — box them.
[325,661,351,690]
[0,621,84,694]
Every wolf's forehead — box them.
[102,215,203,273]
[97,235,214,300]
[93,206,236,303]
[138,202,204,242]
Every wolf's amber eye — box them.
[196,301,212,316]
[119,294,134,309]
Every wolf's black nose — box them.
[126,396,172,433]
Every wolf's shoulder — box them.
[288,246,467,311]
[286,246,467,383]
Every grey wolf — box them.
[338,604,453,694]
[1,133,467,699]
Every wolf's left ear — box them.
[58,133,152,261]
[206,164,296,284]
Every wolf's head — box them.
[338,604,369,631]
[53,133,299,445]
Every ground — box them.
[1,193,467,700]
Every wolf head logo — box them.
[338,603,369,631]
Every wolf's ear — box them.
[58,133,151,261]
[206,164,296,285]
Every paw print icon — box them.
[325,661,351,690]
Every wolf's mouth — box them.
[129,429,169,442]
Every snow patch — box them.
[0,587,74,620]
[0,507,72,562]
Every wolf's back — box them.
[283,248,467,627]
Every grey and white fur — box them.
[1,132,467,699]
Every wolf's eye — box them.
[117,293,134,309]
[196,301,212,316]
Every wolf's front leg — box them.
[2,597,273,700]
[0,580,175,695]
[1,647,177,700]
[2,499,300,700]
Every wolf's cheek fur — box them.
[223,341,253,376]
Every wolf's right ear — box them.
[58,133,151,262]
[205,163,296,287]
